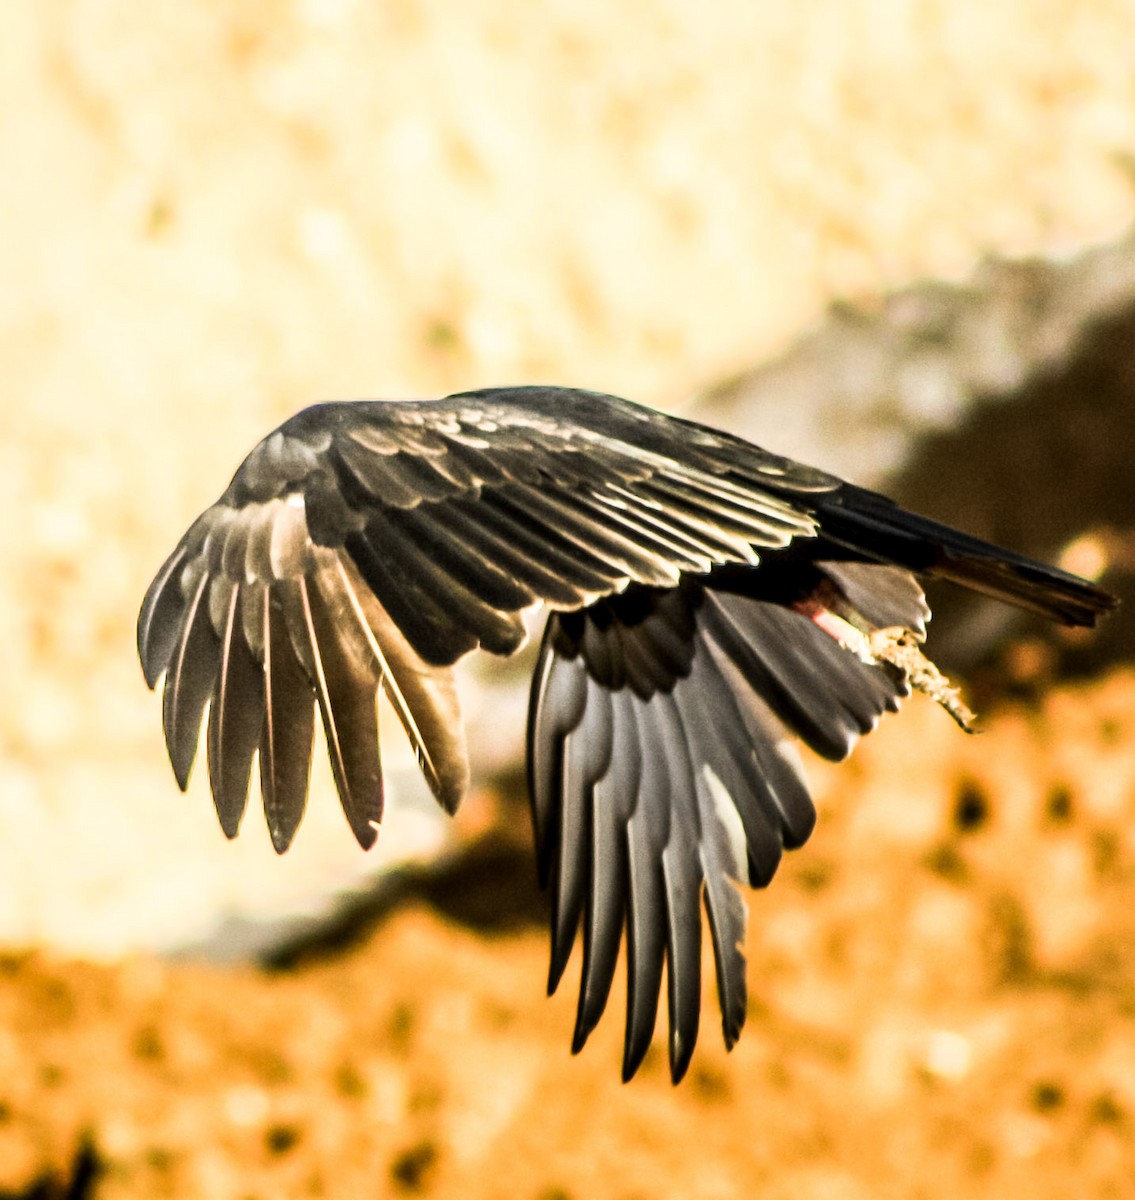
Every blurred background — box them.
[2,2,1135,1196]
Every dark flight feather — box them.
[260,585,315,854]
[207,582,264,837]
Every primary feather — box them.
[138,386,1116,1082]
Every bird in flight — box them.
[138,386,1115,1083]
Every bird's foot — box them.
[867,627,978,732]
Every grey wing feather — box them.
[622,730,668,1081]
[526,641,588,887]
[702,592,905,761]
[207,582,265,837]
[548,685,614,992]
[672,649,785,884]
[328,555,468,813]
[348,517,528,659]
[286,575,383,850]
[138,544,189,688]
[380,505,541,611]
[655,694,705,1085]
[821,561,931,637]
[162,569,221,789]
[260,588,315,853]
[573,688,638,1054]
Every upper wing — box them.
[275,386,837,665]
[138,388,840,849]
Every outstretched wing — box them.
[138,387,838,851]
[527,561,928,1082]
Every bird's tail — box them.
[817,484,1117,628]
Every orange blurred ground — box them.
[4,674,1135,1198]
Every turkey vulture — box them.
[137,386,1115,1082]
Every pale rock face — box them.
[2,1,1133,961]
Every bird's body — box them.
[138,386,1115,1082]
